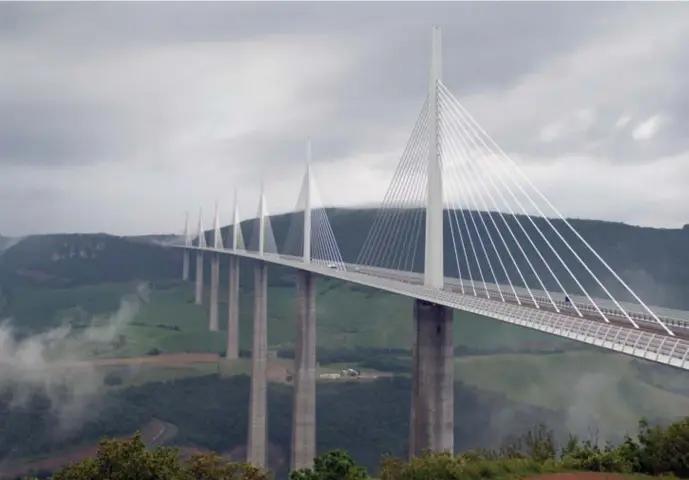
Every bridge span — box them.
[153,26,688,473]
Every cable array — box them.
[212,202,224,249]
[282,165,346,270]
[247,197,279,257]
[226,223,246,251]
[225,197,247,252]
[356,99,429,273]
[436,81,672,336]
[195,207,208,248]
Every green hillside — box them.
[0,209,687,373]
[2,209,688,354]
[1,211,688,444]
[0,278,583,356]
[178,208,689,311]
[3,209,689,308]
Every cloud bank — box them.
[0,2,687,236]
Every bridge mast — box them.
[232,188,240,252]
[182,211,190,281]
[258,183,266,257]
[410,26,453,459]
[303,139,312,264]
[424,25,444,289]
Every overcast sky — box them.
[1,2,688,237]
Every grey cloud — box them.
[0,2,688,235]
[0,98,138,167]
[519,84,689,164]
[0,2,626,169]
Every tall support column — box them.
[409,299,454,458]
[182,250,190,281]
[209,253,220,331]
[194,251,204,305]
[210,201,223,332]
[194,207,206,305]
[227,255,239,359]
[227,191,241,360]
[248,261,268,467]
[424,25,444,289]
[291,270,317,470]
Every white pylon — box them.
[213,200,224,249]
[183,211,191,247]
[424,25,443,289]
[258,183,266,256]
[232,188,242,252]
[303,139,312,264]
[197,206,207,248]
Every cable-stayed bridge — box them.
[154,27,689,471]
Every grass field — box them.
[10,277,689,432]
[77,346,689,443]
[5,278,581,359]
[121,279,580,355]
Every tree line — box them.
[16,415,689,480]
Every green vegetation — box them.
[0,279,582,359]
[377,416,689,479]
[16,415,689,480]
[1,277,686,429]
[2,208,688,358]
[3,209,689,311]
[0,374,564,478]
[2,211,689,479]
[6,367,689,480]
[42,433,267,480]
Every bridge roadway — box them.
[338,262,689,332]
[175,245,689,370]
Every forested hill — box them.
[214,208,689,310]
[1,209,688,309]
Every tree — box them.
[290,450,369,480]
[49,433,270,480]
[51,433,181,480]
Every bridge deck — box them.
[173,245,689,370]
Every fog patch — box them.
[0,282,150,432]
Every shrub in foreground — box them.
[46,433,268,480]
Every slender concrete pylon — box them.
[410,299,453,456]
[248,179,269,467]
[182,211,190,281]
[209,201,221,332]
[227,189,240,360]
[247,259,268,467]
[194,207,205,305]
[291,139,317,471]
[410,25,454,459]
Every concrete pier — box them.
[247,261,268,467]
[291,270,317,471]
[194,251,204,305]
[209,253,220,331]
[226,255,239,359]
[409,299,454,458]
[182,250,190,281]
